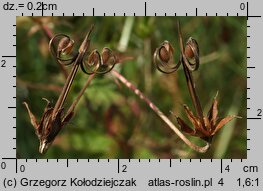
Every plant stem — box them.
[111,69,210,153]
[49,26,93,119]
[177,21,206,130]
[65,74,95,117]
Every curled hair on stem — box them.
[153,41,182,74]
[81,47,117,75]
[49,34,77,66]
[49,26,117,75]
[153,24,200,73]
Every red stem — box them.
[111,69,210,153]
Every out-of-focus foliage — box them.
[17,17,246,159]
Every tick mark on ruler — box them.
[15,158,18,173]
[247,117,261,120]
[2,55,16,58]
[220,159,223,173]
[145,2,147,16]
[117,159,120,173]
[2,157,16,160]
[248,16,262,18]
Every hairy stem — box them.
[111,69,210,153]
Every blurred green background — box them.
[17,16,246,159]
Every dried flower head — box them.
[176,93,241,142]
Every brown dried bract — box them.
[176,93,241,142]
